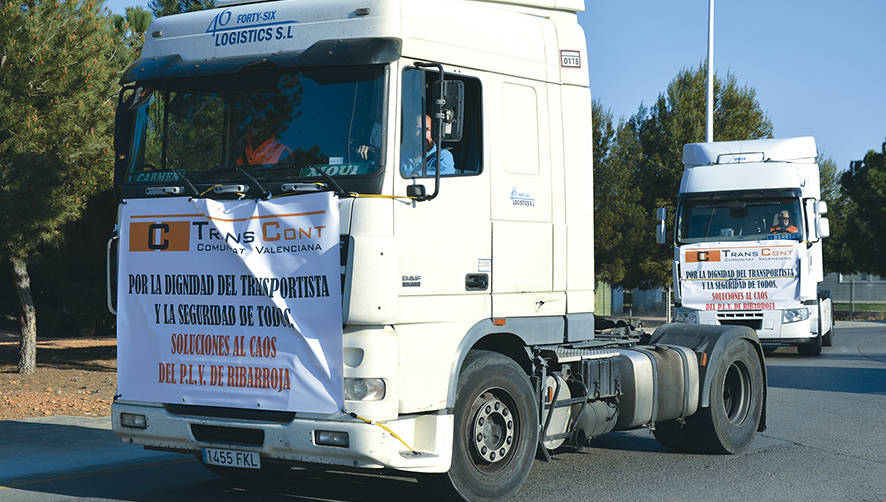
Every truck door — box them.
[393,64,491,324]
[489,77,560,318]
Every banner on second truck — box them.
[679,242,801,311]
[116,192,343,413]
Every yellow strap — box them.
[201,186,415,200]
[347,411,418,455]
[198,184,221,197]
[272,191,416,200]
[351,193,417,200]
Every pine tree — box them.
[0,0,129,373]
[841,139,886,275]
[149,0,212,17]
[592,101,646,286]
[818,156,857,275]
[614,64,773,289]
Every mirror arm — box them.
[413,61,445,201]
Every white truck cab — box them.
[109,1,768,500]
[670,137,834,355]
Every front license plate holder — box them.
[202,447,261,470]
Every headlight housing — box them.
[782,308,810,324]
[673,308,698,324]
[343,378,386,401]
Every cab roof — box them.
[683,136,817,167]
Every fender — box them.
[649,323,767,432]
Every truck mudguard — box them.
[650,323,767,432]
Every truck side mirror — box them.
[816,217,830,239]
[815,200,828,215]
[655,207,667,244]
[431,80,464,142]
[406,184,426,199]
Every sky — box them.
[580,0,885,172]
[105,0,885,171]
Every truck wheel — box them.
[685,339,763,454]
[429,350,538,501]
[653,419,694,452]
[797,335,822,356]
[821,312,834,347]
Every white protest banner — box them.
[116,193,342,413]
[679,241,801,312]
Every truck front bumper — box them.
[112,401,453,473]
[695,309,814,342]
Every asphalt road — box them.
[1,320,884,502]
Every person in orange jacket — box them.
[236,121,293,166]
[770,210,799,234]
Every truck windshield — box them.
[124,64,386,192]
[677,198,804,243]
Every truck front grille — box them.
[191,424,264,447]
[719,319,762,330]
[717,311,764,330]
[165,404,295,423]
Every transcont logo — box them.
[128,211,328,254]
[129,222,190,252]
[685,249,721,263]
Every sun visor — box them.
[121,37,401,84]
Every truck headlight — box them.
[120,412,147,429]
[673,308,698,323]
[782,308,810,324]
[344,378,385,401]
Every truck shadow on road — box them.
[4,448,430,502]
[585,430,666,453]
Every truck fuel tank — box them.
[612,345,699,429]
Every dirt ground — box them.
[0,331,117,420]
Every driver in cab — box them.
[236,119,293,166]
[770,210,799,234]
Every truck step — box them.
[546,347,620,363]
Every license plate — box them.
[202,448,261,469]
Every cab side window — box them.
[400,68,482,178]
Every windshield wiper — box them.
[234,165,270,199]
[139,168,198,196]
[311,166,349,197]
[277,160,349,197]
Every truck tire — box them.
[821,311,834,347]
[427,350,538,502]
[684,339,763,454]
[797,335,822,356]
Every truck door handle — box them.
[465,273,488,291]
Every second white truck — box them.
[668,137,834,355]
